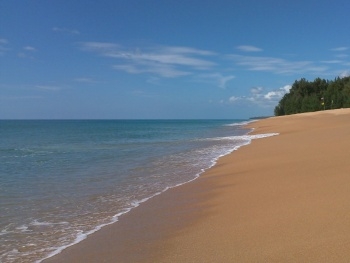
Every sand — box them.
[44,108,350,263]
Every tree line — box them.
[274,76,350,116]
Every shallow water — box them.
[0,119,275,262]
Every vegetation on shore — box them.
[274,76,350,116]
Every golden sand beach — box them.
[45,108,350,262]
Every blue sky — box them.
[1,0,350,119]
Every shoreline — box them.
[41,120,258,263]
[45,109,350,262]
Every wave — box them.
[223,119,257,127]
[199,133,279,142]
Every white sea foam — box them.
[201,133,279,142]
[224,119,257,126]
[0,228,12,236]
[30,220,69,227]
[16,225,29,232]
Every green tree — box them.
[274,76,350,116]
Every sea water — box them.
[0,120,277,262]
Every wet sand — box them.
[44,108,350,262]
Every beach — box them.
[44,108,350,262]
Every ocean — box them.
[0,120,277,263]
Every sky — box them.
[1,0,350,119]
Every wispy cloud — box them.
[35,85,62,91]
[74,77,99,84]
[321,60,343,64]
[229,85,291,106]
[81,42,119,51]
[195,73,235,89]
[228,54,328,75]
[335,54,348,58]
[80,42,216,78]
[113,62,190,78]
[18,46,37,59]
[0,38,10,55]
[331,47,348,52]
[132,89,158,98]
[0,95,43,100]
[216,74,235,89]
[53,27,80,35]
[236,45,263,52]
[162,46,216,56]
[79,42,343,87]
[23,46,36,52]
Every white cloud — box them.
[339,71,350,78]
[236,45,263,52]
[228,54,328,75]
[229,84,291,106]
[80,42,216,78]
[264,85,291,100]
[229,96,240,102]
[53,27,80,35]
[251,87,263,94]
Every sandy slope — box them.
[45,109,350,263]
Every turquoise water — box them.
[0,119,276,262]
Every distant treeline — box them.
[274,76,350,116]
